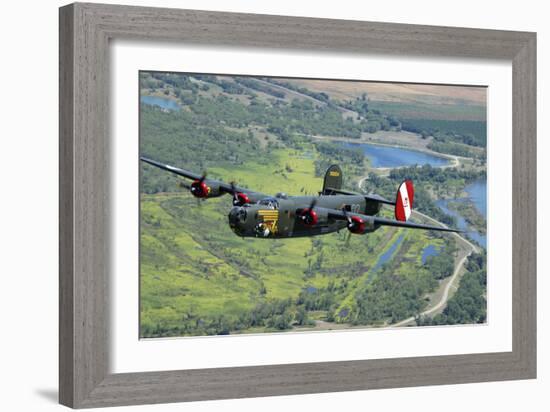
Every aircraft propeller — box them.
[190,171,209,198]
[229,182,238,205]
[229,181,251,206]
[299,197,319,225]
[341,207,353,245]
[341,207,368,243]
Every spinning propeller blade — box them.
[230,181,239,205]
[341,208,354,244]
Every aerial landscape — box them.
[139,72,487,338]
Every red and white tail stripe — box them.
[395,180,414,222]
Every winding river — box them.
[340,141,487,249]
[436,180,487,249]
[340,141,451,168]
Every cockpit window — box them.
[257,197,279,209]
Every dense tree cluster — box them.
[314,142,364,166]
[400,118,486,147]
[416,252,487,326]
[423,238,457,280]
[427,141,484,159]
[234,77,286,98]
[351,272,436,325]
[388,164,486,183]
[263,78,331,103]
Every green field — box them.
[139,72,487,337]
[139,145,457,336]
[369,100,486,122]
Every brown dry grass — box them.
[282,78,486,106]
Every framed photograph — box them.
[59,3,536,408]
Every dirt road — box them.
[389,210,479,327]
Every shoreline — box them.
[307,133,462,162]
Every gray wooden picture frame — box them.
[59,2,536,408]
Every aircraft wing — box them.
[140,156,265,200]
[141,156,203,180]
[324,187,395,205]
[325,208,460,233]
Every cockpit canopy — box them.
[257,197,279,209]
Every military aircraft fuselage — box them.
[140,157,460,239]
[228,194,382,238]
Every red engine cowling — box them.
[299,208,318,226]
[190,180,210,198]
[347,215,367,234]
[233,192,251,206]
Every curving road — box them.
[297,97,480,327]
[357,175,479,327]
[388,210,479,328]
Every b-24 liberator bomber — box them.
[141,157,459,239]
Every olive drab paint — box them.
[141,156,460,239]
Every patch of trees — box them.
[350,269,437,325]
[146,72,200,93]
[340,93,370,116]
[314,142,364,166]
[141,298,308,337]
[389,164,486,183]
[264,78,331,103]
[416,252,487,326]
[423,238,457,279]
[190,92,364,140]
[400,118,487,148]
[217,80,245,95]
[296,281,344,312]
[140,104,261,193]
[427,141,484,159]
[234,77,286,98]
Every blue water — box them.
[140,95,181,111]
[464,180,487,217]
[341,142,450,168]
[436,179,487,249]
[371,234,404,274]
[422,244,440,264]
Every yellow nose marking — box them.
[257,209,279,233]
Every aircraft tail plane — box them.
[395,180,414,222]
[321,166,416,223]
[322,165,343,195]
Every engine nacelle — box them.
[347,215,377,235]
[233,192,251,206]
[298,208,318,225]
[298,207,329,226]
[190,180,222,198]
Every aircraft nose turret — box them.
[228,206,248,235]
